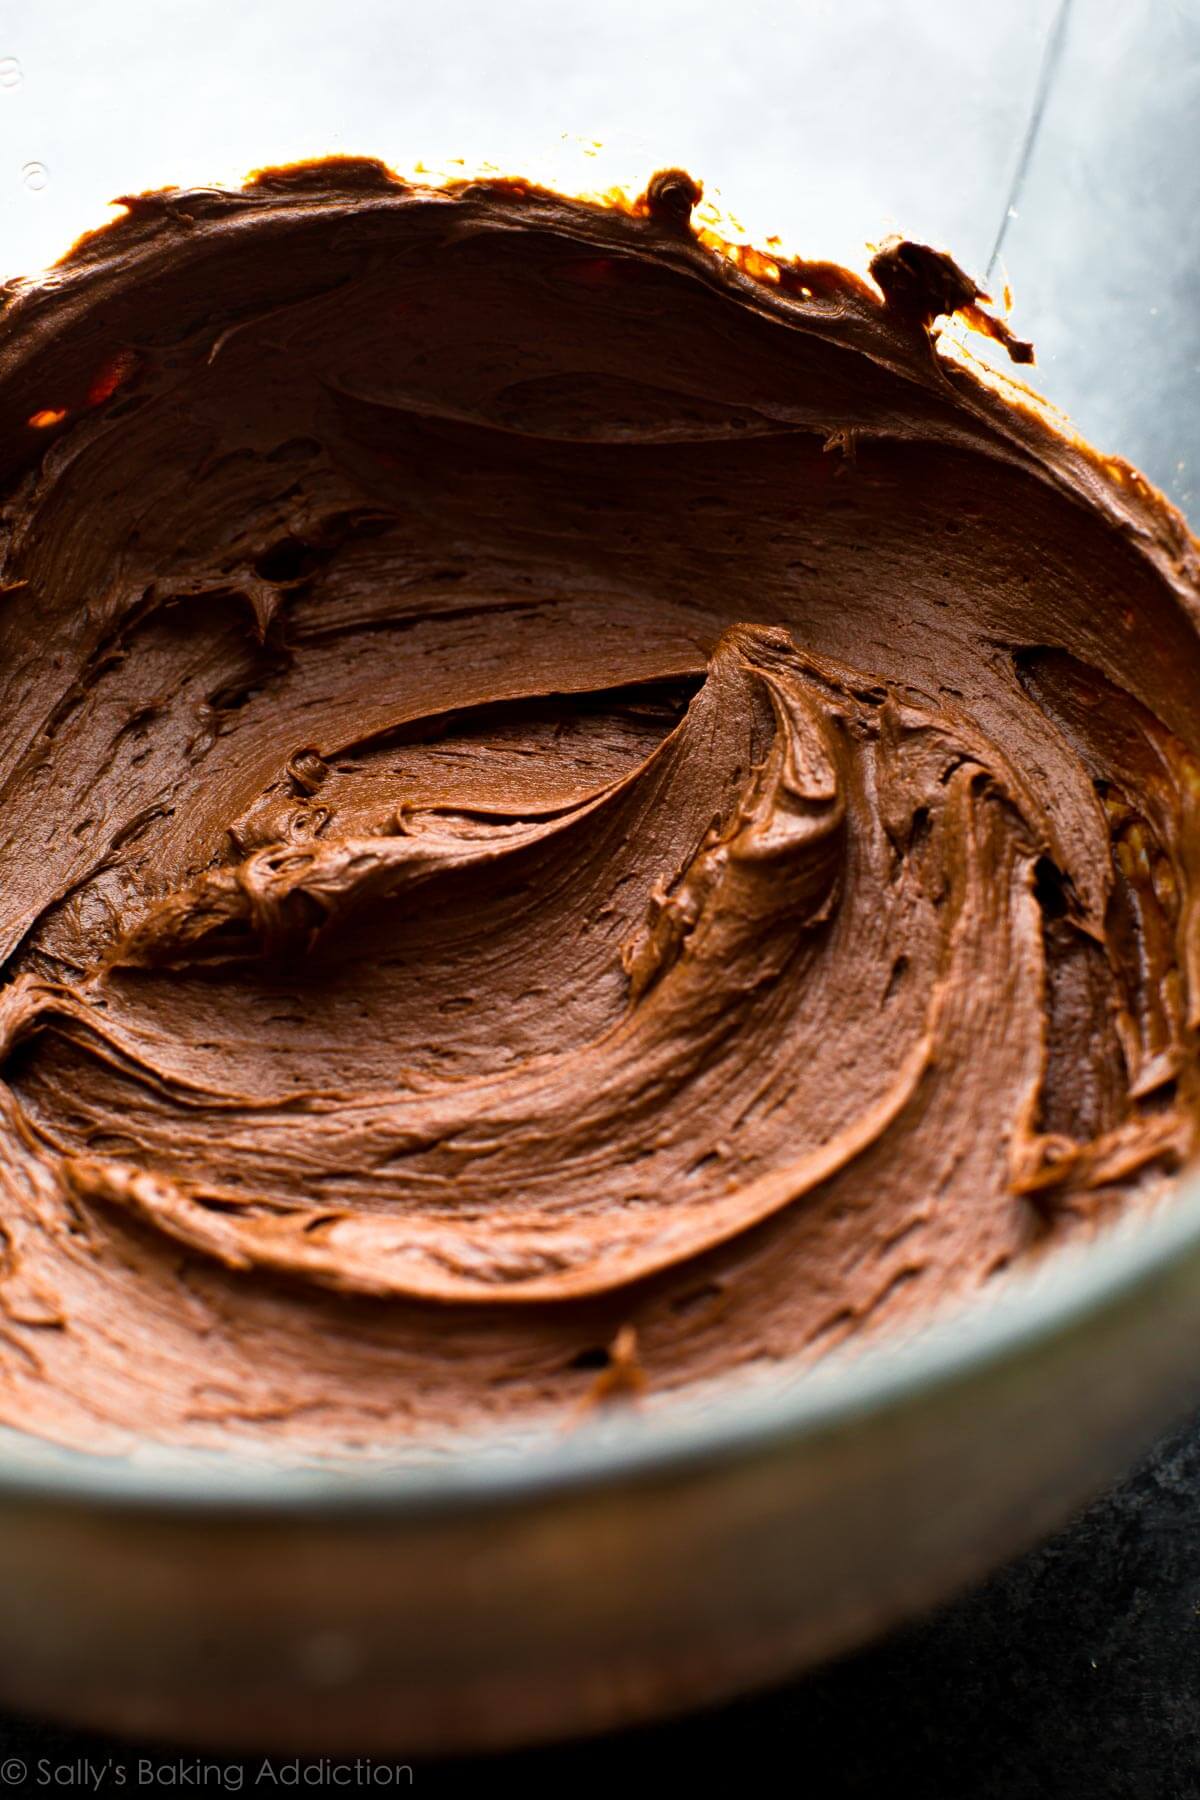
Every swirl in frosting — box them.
[0,160,1197,1453]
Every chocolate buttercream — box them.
[0,158,1197,1454]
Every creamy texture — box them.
[0,159,1198,1454]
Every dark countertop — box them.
[3,1407,1200,1797]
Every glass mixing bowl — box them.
[0,0,1197,1752]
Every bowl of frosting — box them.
[1,159,1199,1751]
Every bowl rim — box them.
[3,1173,1200,1518]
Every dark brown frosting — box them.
[0,158,1197,1455]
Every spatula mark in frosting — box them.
[0,161,1197,1451]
